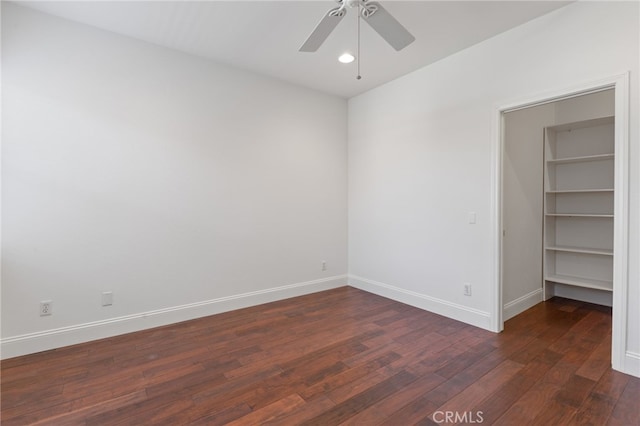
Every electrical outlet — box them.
[40,301,53,316]
[464,283,472,296]
[321,261,327,271]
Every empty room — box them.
[1,1,639,424]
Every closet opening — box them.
[493,74,630,373]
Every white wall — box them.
[502,103,554,320]
[1,4,348,357]
[348,1,639,375]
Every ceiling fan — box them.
[299,0,415,53]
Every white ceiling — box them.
[18,1,572,98]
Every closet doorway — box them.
[494,75,630,373]
[503,89,614,320]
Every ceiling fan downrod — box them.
[356,1,361,80]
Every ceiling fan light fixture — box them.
[338,53,355,63]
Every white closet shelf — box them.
[546,153,614,164]
[542,115,615,302]
[545,245,613,256]
[545,213,613,218]
[545,274,612,292]
[546,189,614,194]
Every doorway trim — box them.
[490,72,630,373]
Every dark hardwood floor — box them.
[1,287,638,425]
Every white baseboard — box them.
[348,275,492,331]
[551,283,613,307]
[503,288,544,321]
[624,351,640,378]
[1,275,347,359]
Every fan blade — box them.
[362,2,414,51]
[299,7,346,52]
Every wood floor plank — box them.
[4,391,147,426]
[592,369,632,401]
[554,374,596,408]
[261,395,336,425]
[300,370,417,425]
[576,336,612,382]
[607,377,640,425]
[384,394,440,425]
[1,288,637,425]
[185,402,252,425]
[493,380,563,426]
[224,393,306,426]
[299,351,400,401]
[471,349,563,424]
[430,359,523,416]
[85,392,195,425]
[325,369,392,405]
[421,348,513,407]
[339,372,446,425]
[573,371,629,426]
[403,343,468,377]
[530,398,578,425]
[433,342,497,379]
[144,366,227,399]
